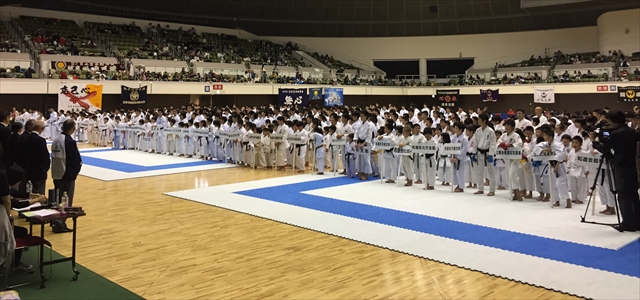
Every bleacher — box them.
[85,21,153,60]
[17,16,103,56]
[551,62,614,83]
[0,23,20,53]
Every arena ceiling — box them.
[14,0,640,37]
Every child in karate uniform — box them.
[313,127,326,174]
[531,136,550,202]
[437,132,452,186]
[344,133,357,178]
[411,124,426,185]
[450,122,469,193]
[465,125,477,189]
[166,119,177,155]
[379,124,398,183]
[397,126,413,186]
[567,136,588,204]
[494,130,508,190]
[422,128,437,190]
[542,127,571,208]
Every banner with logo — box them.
[52,61,120,71]
[278,88,308,106]
[436,89,459,107]
[534,88,555,103]
[618,86,640,102]
[324,88,344,107]
[58,83,103,112]
[121,85,148,105]
[309,88,323,101]
[480,89,499,102]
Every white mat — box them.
[165,175,640,299]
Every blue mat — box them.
[81,149,222,173]
[236,177,640,278]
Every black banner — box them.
[618,86,640,103]
[121,86,147,105]
[436,89,459,107]
[278,88,308,106]
[309,88,323,101]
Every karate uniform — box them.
[498,131,523,190]
[549,141,570,203]
[275,124,290,167]
[567,148,588,202]
[437,143,452,183]
[422,137,437,187]
[313,132,325,172]
[155,116,168,154]
[411,134,426,182]
[344,141,357,177]
[355,121,373,174]
[474,126,497,193]
[380,134,398,182]
[451,133,469,189]
[398,136,413,181]
[531,142,550,194]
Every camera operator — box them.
[593,110,640,232]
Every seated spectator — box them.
[6,165,48,272]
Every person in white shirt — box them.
[534,107,548,125]
[457,107,468,121]
[515,108,532,131]
[473,113,497,196]
[397,126,414,186]
[312,127,325,174]
[410,124,426,184]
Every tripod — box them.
[580,155,623,230]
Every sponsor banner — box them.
[278,88,308,106]
[52,61,120,71]
[618,86,640,102]
[121,86,147,105]
[324,88,344,107]
[534,88,555,103]
[596,85,609,92]
[436,89,459,107]
[480,89,499,102]
[58,84,103,112]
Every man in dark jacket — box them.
[0,111,11,170]
[24,121,50,194]
[4,122,23,169]
[15,120,34,172]
[51,119,82,232]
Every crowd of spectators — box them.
[18,17,104,57]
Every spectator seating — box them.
[551,62,614,83]
[85,21,154,60]
[0,52,36,78]
[310,52,359,70]
[0,23,20,53]
[17,16,103,56]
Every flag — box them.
[534,88,555,103]
[58,84,103,112]
[121,86,148,105]
[480,89,499,102]
[309,88,323,101]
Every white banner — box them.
[331,137,347,146]
[393,146,412,156]
[442,143,462,155]
[532,151,555,161]
[374,139,396,150]
[411,142,437,155]
[496,147,523,159]
[247,133,262,144]
[534,88,555,103]
[576,152,601,168]
[58,83,103,112]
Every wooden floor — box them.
[15,144,578,299]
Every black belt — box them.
[357,138,365,144]
[467,152,476,167]
[315,146,323,150]
[437,156,447,171]
[478,148,489,166]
